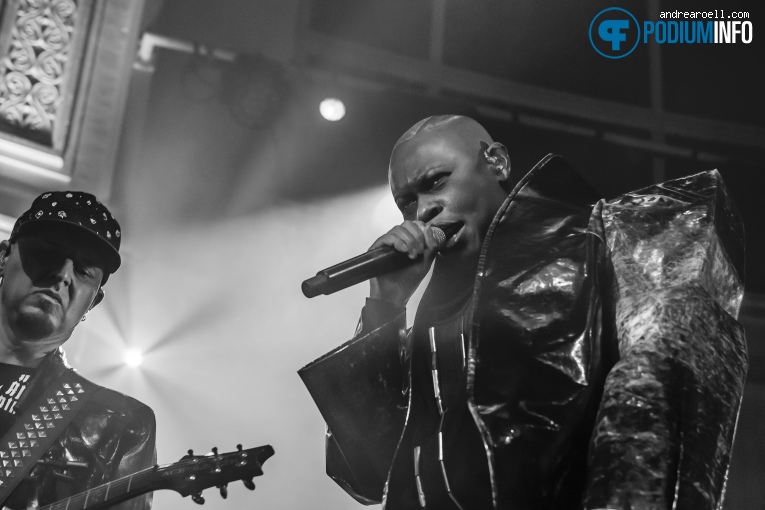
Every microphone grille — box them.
[431,226,446,246]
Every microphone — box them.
[302,223,461,298]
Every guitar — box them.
[39,444,274,510]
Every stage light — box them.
[320,98,345,121]
[124,348,144,368]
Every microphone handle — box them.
[301,246,414,298]
[302,224,460,298]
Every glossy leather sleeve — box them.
[84,389,157,510]
[586,170,748,510]
[299,309,409,505]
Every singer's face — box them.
[0,227,105,342]
[389,129,508,262]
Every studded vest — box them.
[0,348,156,510]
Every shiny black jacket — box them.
[2,348,156,510]
[300,155,747,510]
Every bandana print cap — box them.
[9,191,122,274]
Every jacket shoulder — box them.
[68,370,155,423]
[603,169,744,316]
[91,386,155,418]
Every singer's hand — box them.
[369,221,441,306]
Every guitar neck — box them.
[40,466,156,510]
[38,444,274,510]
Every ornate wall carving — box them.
[0,0,93,148]
[0,0,143,198]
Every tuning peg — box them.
[191,493,205,505]
[218,484,228,499]
[243,478,255,491]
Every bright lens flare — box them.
[124,348,144,368]
[319,98,345,121]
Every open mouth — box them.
[445,224,465,249]
[431,222,464,250]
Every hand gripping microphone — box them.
[301,223,461,298]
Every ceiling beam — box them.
[305,32,765,151]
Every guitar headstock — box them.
[155,444,274,502]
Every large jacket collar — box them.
[465,154,609,508]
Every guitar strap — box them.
[0,370,99,505]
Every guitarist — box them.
[0,192,156,510]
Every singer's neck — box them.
[429,256,478,301]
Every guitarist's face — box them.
[0,226,105,344]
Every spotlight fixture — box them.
[320,98,345,121]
